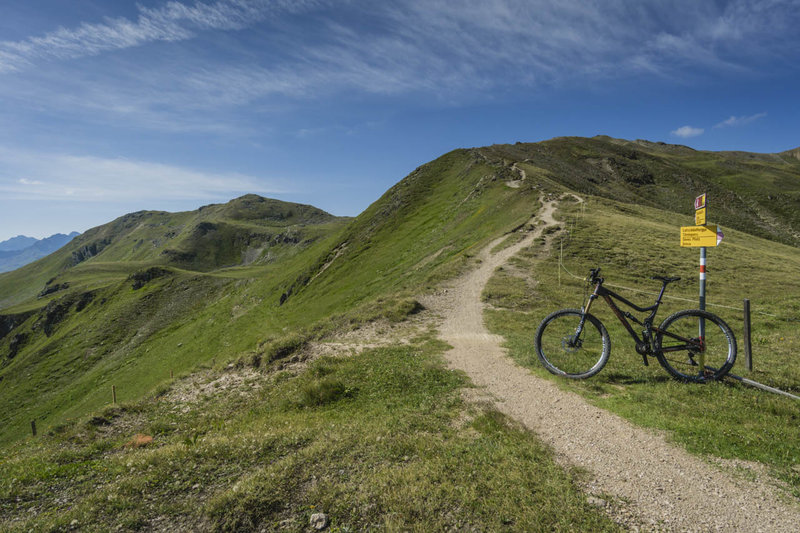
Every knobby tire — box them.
[655,309,737,382]
[535,309,610,379]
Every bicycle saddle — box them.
[651,276,681,283]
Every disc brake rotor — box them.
[561,335,580,353]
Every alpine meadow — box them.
[2,136,800,531]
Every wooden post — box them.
[559,239,563,287]
[112,385,117,404]
[743,299,753,372]
[31,420,37,437]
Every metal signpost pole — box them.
[680,193,719,378]
[699,246,706,313]
[698,246,706,374]
[694,193,708,377]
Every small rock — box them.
[278,518,296,529]
[586,496,607,508]
[310,512,329,530]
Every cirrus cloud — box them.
[714,112,767,128]
[0,146,285,202]
[0,0,323,73]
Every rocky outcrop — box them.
[32,290,96,337]
[39,282,70,297]
[7,333,27,358]
[39,299,71,337]
[129,267,172,290]
[0,311,36,342]
[71,238,111,265]
[75,291,95,312]
[193,221,217,236]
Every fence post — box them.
[31,420,37,437]
[743,299,753,372]
[112,385,117,404]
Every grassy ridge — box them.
[0,195,345,311]
[280,149,547,323]
[0,148,545,445]
[480,136,800,247]
[484,194,800,495]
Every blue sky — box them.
[1,0,798,241]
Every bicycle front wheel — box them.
[655,309,737,382]
[535,309,610,379]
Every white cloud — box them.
[714,112,767,128]
[1,0,799,131]
[0,147,284,202]
[671,126,705,138]
[0,0,322,73]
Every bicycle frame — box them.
[579,279,702,365]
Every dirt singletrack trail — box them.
[422,195,800,531]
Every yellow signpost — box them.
[695,207,706,225]
[681,224,718,247]
[684,192,725,376]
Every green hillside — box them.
[0,195,351,445]
[3,135,800,446]
[0,195,343,311]
[0,149,550,446]
[2,136,800,530]
[481,137,800,247]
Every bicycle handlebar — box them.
[587,267,603,284]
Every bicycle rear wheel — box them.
[655,309,737,382]
[535,309,610,379]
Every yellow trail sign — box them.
[681,224,718,247]
[695,206,706,225]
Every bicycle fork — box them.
[573,290,600,340]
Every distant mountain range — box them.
[0,235,39,252]
[0,232,80,273]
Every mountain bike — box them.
[534,268,737,382]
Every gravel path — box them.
[422,196,800,531]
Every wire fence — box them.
[557,257,783,317]
[554,199,790,321]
